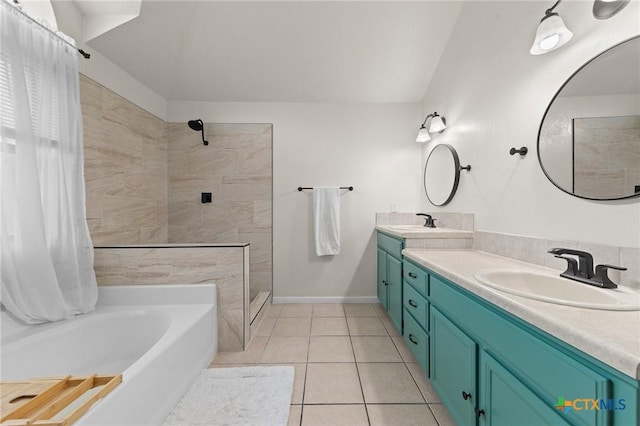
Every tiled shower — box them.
[80,74,273,349]
[166,122,273,304]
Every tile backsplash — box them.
[473,231,639,290]
[376,212,474,231]
[375,213,638,289]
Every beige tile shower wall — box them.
[80,74,168,245]
[167,123,272,301]
[94,246,248,352]
[573,116,640,199]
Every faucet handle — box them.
[596,264,627,271]
[554,255,578,277]
[593,264,627,289]
[416,213,435,228]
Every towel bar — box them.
[298,186,354,191]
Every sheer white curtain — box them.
[0,0,97,324]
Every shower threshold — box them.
[250,291,271,324]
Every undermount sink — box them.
[473,269,640,311]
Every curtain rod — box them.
[9,0,90,59]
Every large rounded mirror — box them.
[424,144,469,206]
[538,36,640,201]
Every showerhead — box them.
[187,119,208,146]
[188,119,203,131]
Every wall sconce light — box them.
[593,0,630,19]
[416,112,447,143]
[530,0,573,55]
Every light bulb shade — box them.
[429,115,446,133]
[593,0,630,19]
[416,127,431,143]
[529,14,573,55]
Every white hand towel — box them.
[313,186,341,256]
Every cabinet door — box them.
[387,255,403,333]
[377,248,388,310]
[431,307,477,426]
[479,352,570,426]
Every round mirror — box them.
[538,36,640,201]
[424,144,464,206]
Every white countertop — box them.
[402,249,640,380]
[376,225,473,239]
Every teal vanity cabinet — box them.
[376,232,403,333]
[403,258,639,426]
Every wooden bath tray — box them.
[0,374,121,426]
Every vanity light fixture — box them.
[530,0,573,55]
[416,112,447,143]
[593,0,630,19]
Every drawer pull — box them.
[408,272,417,278]
[475,408,485,417]
[408,299,418,308]
[408,334,418,345]
[462,391,472,401]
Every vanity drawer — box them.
[403,282,428,330]
[403,309,429,374]
[377,232,403,258]
[404,260,428,295]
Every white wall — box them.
[420,0,640,248]
[53,1,168,120]
[168,102,423,300]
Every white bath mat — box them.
[163,366,294,426]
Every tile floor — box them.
[210,303,456,426]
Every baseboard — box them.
[271,296,379,304]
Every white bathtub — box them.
[0,284,217,425]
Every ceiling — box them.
[83,1,463,103]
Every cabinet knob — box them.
[408,272,417,278]
[382,280,388,286]
[408,334,418,345]
[408,299,418,308]
[475,408,485,417]
[462,391,471,400]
